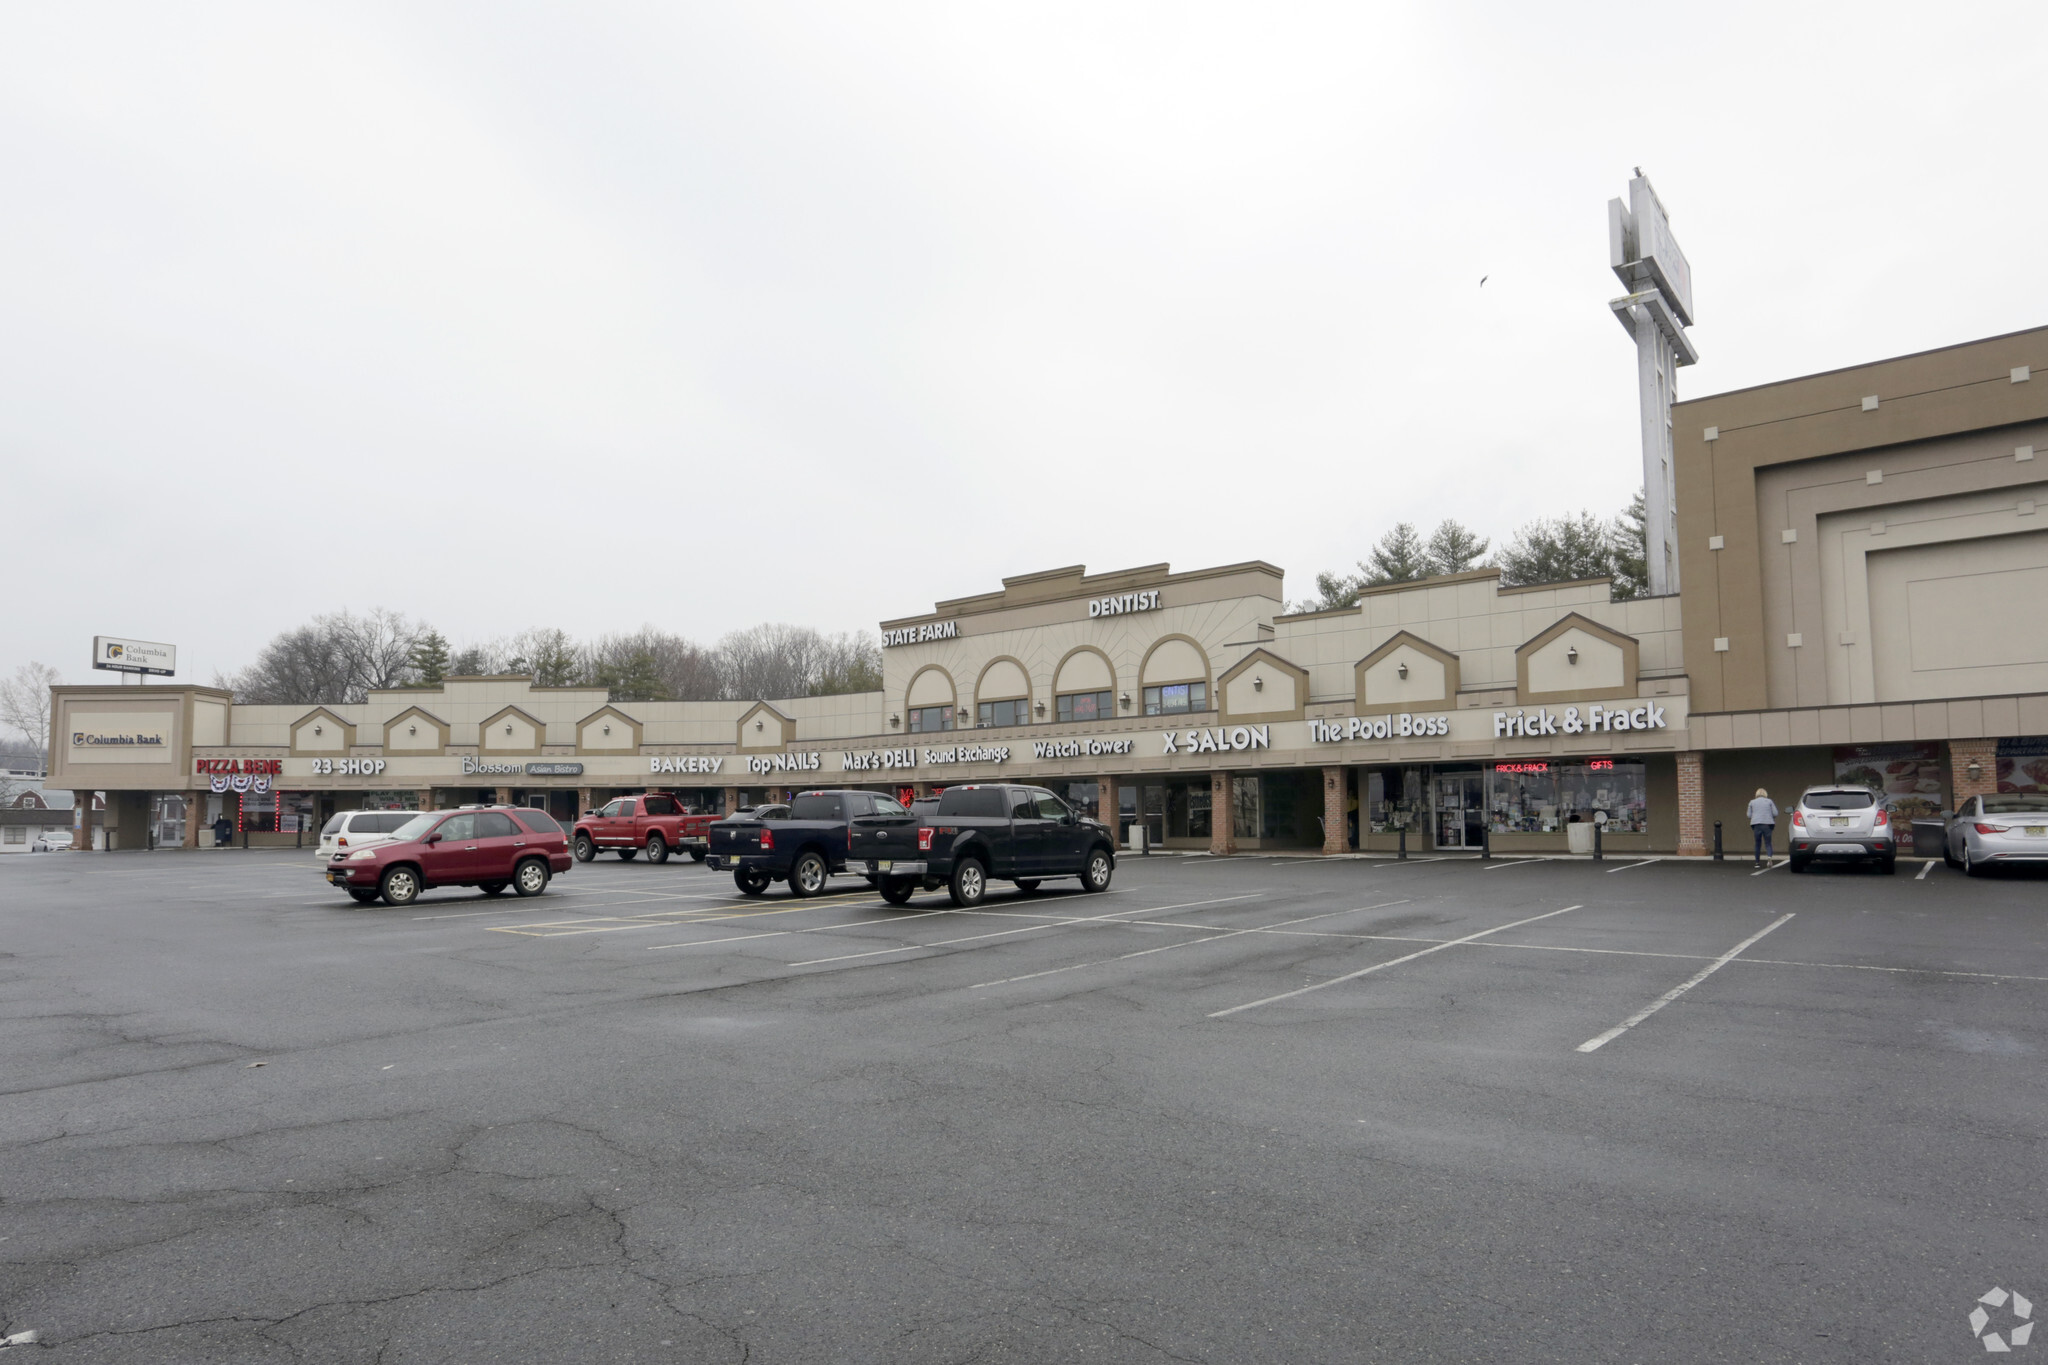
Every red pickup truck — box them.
[572,793,718,864]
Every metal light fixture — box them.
[890,713,901,727]
[956,707,969,721]
[504,723,513,734]
[408,724,417,736]
[1118,692,1130,709]
[1968,759,1983,781]
[1397,662,1408,680]
[1567,646,1580,665]
[755,719,764,731]
[1035,699,1048,716]
[603,724,611,736]
[313,724,322,735]
[1253,675,1264,692]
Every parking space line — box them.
[1481,858,1544,872]
[1751,860,1783,876]
[1576,914,1795,1054]
[1916,860,1934,880]
[1607,859,1659,873]
[971,899,1412,989]
[785,893,1263,967]
[1207,905,1583,1018]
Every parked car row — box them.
[324,805,572,906]
[707,784,1116,907]
[1785,783,2048,875]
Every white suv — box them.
[316,810,421,860]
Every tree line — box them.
[1291,491,1649,612]
[217,614,883,706]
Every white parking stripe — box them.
[1575,914,1795,1054]
[1750,860,1783,876]
[785,893,1263,967]
[1916,860,1934,880]
[1481,859,1543,872]
[1606,859,1658,873]
[1208,905,1584,1018]
[971,899,1412,989]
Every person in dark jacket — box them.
[212,814,233,848]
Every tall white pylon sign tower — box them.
[1608,172,1696,597]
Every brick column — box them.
[416,789,434,813]
[1099,774,1119,842]
[73,791,95,852]
[721,786,740,816]
[1321,767,1351,853]
[495,786,514,806]
[183,790,203,848]
[1209,772,1238,856]
[1676,751,1707,856]
[1950,738,1998,809]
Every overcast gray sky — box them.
[5,2,2044,690]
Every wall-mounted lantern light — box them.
[603,724,611,736]
[755,719,764,731]
[408,724,417,736]
[1567,646,1580,665]
[1968,759,1984,781]
[1397,662,1408,680]
[1253,675,1264,692]
[1036,699,1049,716]
[313,724,322,736]
[889,713,901,727]
[505,723,514,735]
[956,707,969,721]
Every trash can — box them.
[1566,822,1595,856]
[1912,819,1944,858]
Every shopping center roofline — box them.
[363,676,610,697]
[880,559,1286,630]
[1674,322,2048,405]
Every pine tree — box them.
[407,631,450,687]
[1497,511,1616,587]
[594,651,668,703]
[1363,523,1431,585]
[1607,489,1649,600]
[1424,520,1491,577]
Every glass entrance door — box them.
[1432,771,1485,849]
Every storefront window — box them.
[1143,682,1208,716]
[1050,781,1099,821]
[1997,737,2048,794]
[1833,742,1943,820]
[1367,768,1425,833]
[1488,760,1647,834]
[1232,776,1262,840]
[977,699,1028,728]
[908,705,953,733]
[1057,690,1113,723]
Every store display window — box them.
[1057,690,1113,723]
[1143,682,1208,716]
[1366,768,1425,833]
[1997,737,2048,794]
[907,705,953,733]
[1487,760,1646,834]
[977,699,1028,728]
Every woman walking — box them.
[1747,787,1779,866]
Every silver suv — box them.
[1789,785,1896,874]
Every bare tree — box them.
[716,623,830,701]
[504,628,582,688]
[810,632,882,696]
[0,661,62,757]
[226,610,427,703]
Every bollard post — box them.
[1713,821,1723,861]
[1481,822,1491,860]
[1593,821,1603,861]
[1398,823,1407,861]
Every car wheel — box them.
[479,881,508,896]
[735,867,770,897]
[646,833,669,864]
[513,858,550,897]
[347,888,379,904]
[1965,847,1987,877]
[1788,856,1807,874]
[618,848,638,862]
[1082,848,1113,893]
[948,858,987,908]
[879,877,916,906]
[790,851,828,899]
[379,866,421,907]
[1880,857,1896,875]
[690,849,707,862]
[573,835,595,863]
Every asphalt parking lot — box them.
[3,848,2045,1363]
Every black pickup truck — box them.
[706,790,917,897]
[872,783,1117,907]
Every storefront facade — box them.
[48,560,1696,855]
[1671,324,2048,849]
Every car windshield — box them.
[1983,795,2048,814]
[789,795,842,820]
[1804,791,1875,810]
[388,814,437,842]
[320,814,346,837]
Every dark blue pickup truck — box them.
[873,783,1117,907]
[706,790,918,897]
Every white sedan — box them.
[31,831,74,852]
[1945,794,2048,875]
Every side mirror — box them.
[1061,813,1075,825]
[425,833,442,845]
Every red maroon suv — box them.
[325,807,572,906]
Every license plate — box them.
[877,860,892,871]
[2028,827,2046,837]
[1830,817,1849,827]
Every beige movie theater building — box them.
[46,324,2048,859]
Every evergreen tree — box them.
[1363,522,1431,585]
[594,651,668,702]
[1607,489,1649,600]
[406,630,451,687]
[1424,520,1491,577]
[1497,511,1617,587]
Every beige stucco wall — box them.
[193,698,228,746]
[481,713,540,752]
[1362,645,1447,707]
[907,668,955,707]
[580,715,636,750]
[387,717,443,751]
[1224,668,1296,716]
[292,716,347,752]
[977,659,1030,701]
[1526,628,1626,695]
[1055,650,1114,694]
[1868,528,2048,700]
[1142,638,1206,684]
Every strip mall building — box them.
[48,326,2048,855]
